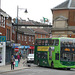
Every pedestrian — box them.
[17,54,20,63]
[11,55,15,70]
[19,52,22,59]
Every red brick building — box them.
[12,19,50,54]
[0,8,13,65]
[51,0,75,38]
[0,9,12,39]
[32,28,49,39]
[12,19,50,45]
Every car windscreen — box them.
[28,54,34,57]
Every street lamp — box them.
[16,6,28,43]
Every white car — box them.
[27,54,34,63]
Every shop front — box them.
[0,36,6,66]
[6,41,14,64]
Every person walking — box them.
[11,55,15,70]
[19,52,22,59]
[17,54,20,63]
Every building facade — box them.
[12,19,50,54]
[51,0,75,38]
[0,8,13,65]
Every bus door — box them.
[49,47,53,60]
[48,39,55,60]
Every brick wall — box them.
[68,10,75,26]
[52,9,69,20]
[17,34,35,46]
[0,26,6,36]
[35,33,49,39]
[53,9,75,26]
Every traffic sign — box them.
[15,48,19,52]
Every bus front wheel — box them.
[66,68,71,70]
[51,62,54,69]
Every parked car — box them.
[27,54,34,63]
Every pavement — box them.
[0,58,30,74]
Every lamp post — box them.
[16,6,28,43]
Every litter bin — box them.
[15,59,18,67]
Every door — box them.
[0,48,2,63]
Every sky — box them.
[1,0,66,23]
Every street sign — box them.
[0,36,6,42]
[15,48,19,52]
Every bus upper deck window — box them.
[49,39,54,46]
[51,40,54,45]
[38,40,41,46]
[55,40,59,46]
[45,40,48,46]
[42,40,45,46]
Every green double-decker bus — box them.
[34,38,75,70]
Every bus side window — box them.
[74,43,75,47]
[51,40,54,45]
[45,40,48,46]
[55,53,59,60]
[38,40,41,46]
[55,40,59,46]
[48,39,51,45]
[41,40,45,46]
[48,39,54,46]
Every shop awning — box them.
[12,43,20,48]
[29,46,34,49]
[21,46,24,48]
[25,46,30,49]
